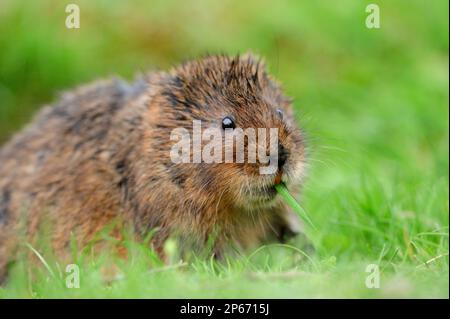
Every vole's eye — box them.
[222,116,235,130]
[276,108,284,120]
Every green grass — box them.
[0,0,448,298]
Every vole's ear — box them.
[232,51,268,88]
[240,51,266,70]
[241,51,265,68]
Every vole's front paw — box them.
[275,208,315,255]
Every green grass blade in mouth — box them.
[275,183,317,231]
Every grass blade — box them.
[275,183,317,231]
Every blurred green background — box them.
[0,0,448,298]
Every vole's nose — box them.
[278,144,288,169]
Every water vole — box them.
[0,54,307,280]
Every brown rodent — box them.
[0,54,307,281]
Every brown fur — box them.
[0,54,307,281]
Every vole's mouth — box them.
[242,171,289,206]
[245,184,278,203]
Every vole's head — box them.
[149,54,306,209]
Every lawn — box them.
[0,0,448,298]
